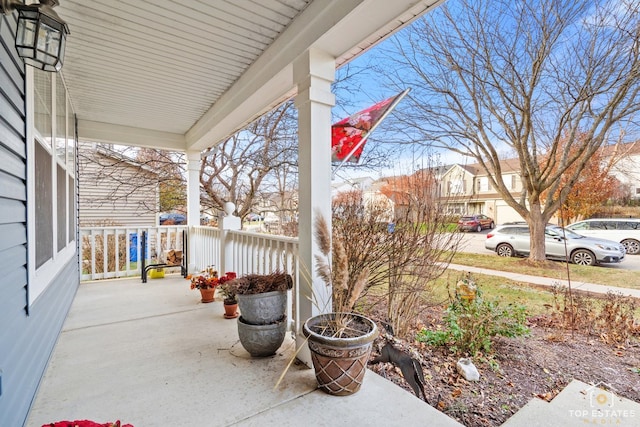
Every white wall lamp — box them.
[1,0,69,72]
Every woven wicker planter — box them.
[303,313,378,396]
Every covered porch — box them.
[57,0,449,357]
[25,274,461,426]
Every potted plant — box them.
[186,266,219,303]
[301,214,378,396]
[224,272,293,357]
[218,272,238,319]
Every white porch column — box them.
[294,49,335,365]
[186,150,201,273]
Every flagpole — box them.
[332,88,411,179]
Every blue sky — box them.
[330,0,639,182]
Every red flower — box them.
[218,271,236,284]
[187,269,236,290]
[43,421,133,427]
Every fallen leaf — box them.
[536,392,553,401]
[452,388,462,398]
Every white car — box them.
[566,218,640,255]
[485,225,626,266]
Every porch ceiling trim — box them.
[186,0,445,152]
[77,120,186,150]
[57,0,445,152]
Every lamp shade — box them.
[15,2,69,72]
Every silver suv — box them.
[485,225,626,266]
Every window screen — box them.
[35,142,53,268]
[57,164,66,252]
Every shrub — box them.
[417,287,529,356]
[542,284,638,345]
[331,187,463,338]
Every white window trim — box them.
[26,67,76,307]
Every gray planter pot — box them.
[237,315,287,357]
[303,312,378,396]
[237,290,287,325]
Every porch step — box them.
[548,379,640,415]
[502,379,640,426]
[500,398,561,427]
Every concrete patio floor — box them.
[25,275,463,427]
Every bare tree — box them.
[381,0,640,261]
[200,101,298,220]
[135,148,186,213]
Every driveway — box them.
[458,230,640,271]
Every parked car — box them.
[159,213,186,225]
[246,213,264,222]
[565,218,640,255]
[484,224,626,266]
[458,214,495,232]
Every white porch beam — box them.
[77,120,185,150]
[294,48,335,367]
[185,0,442,153]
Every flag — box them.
[331,89,409,163]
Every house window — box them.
[449,179,464,194]
[28,69,77,305]
[478,177,491,192]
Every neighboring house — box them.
[78,144,159,227]
[439,159,525,224]
[437,143,640,225]
[601,142,640,201]
[331,176,375,196]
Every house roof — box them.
[599,141,640,158]
[448,158,521,177]
[56,0,446,152]
[88,145,159,176]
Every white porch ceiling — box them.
[56,0,444,152]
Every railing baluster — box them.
[78,225,300,333]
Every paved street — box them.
[458,230,640,271]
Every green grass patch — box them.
[431,271,556,317]
[449,252,640,291]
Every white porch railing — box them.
[80,226,187,281]
[189,226,300,334]
[80,225,301,334]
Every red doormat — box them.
[43,421,133,427]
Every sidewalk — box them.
[447,263,640,299]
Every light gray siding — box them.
[78,145,159,227]
[0,15,79,427]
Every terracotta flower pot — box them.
[199,288,215,303]
[223,302,239,319]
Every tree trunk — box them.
[528,208,548,262]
